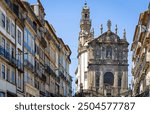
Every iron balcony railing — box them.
[0,46,17,66]
[45,64,56,75]
[41,73,46,82]
[24,59,34,71]
[45,65,56,77]
[24,42,34,55]
[17,60,24,72]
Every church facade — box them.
[75,3,129,97]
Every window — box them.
[11,47,15,58]
[85,14,88,18]
[1,13,5,28]
[96,50,101,57]
[24,29,28,43]
[18,30,21,45]
[18,50,22,62]
[6,17,10,33]
[104,72,114,86]
[11,23,15,38]
[31,36,34,51]
[0,92,5,97]
[35,79,39,89]
[28,33,31,47]
[35,44,39,55]
[6,68,10,82]
[11,69,15,84]
[1,37,5,55]
[18,72,21,89]
[35,60,39,70]
[6,41,10,52]
[39,49,44,59]
[1,65,5,79]
[24,51,28,61]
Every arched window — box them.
[104,72,114,86]
[85,14,88,18]
[106,46,112,58]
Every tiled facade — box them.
[0,0,72,97]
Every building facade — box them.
[131,4,150,97]
[0,0,72,97]
[75,3,129,97]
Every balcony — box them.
[45,65,51,74]
[40,91,46,97]
[44,65,56,77]
[45,65,56,76]
[24,59,34,72]
[24,42,32,54]
[0,46,10,60]
[0,46,16,67]
[11,57,17,67]
[17,60,24,72]
[35,68,42,77]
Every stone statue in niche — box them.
[106,47,112,58]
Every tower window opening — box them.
[85,14,88,18]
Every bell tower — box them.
[80,2,91,32]
[76,2,94,93]
[79,2,93,46]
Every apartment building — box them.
[0,0,72,97]
[0,0,26,97]
[131,4,150,97]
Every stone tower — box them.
[76,2,94,93]
[75,3,129,97]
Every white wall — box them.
[77,51,88,90]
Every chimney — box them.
[33,4,39,16]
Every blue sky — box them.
[29,0,149,93]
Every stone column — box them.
[114,70,118,96]
[99,70,104,95]
[121,67,128,93]
[87,69,93,89]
